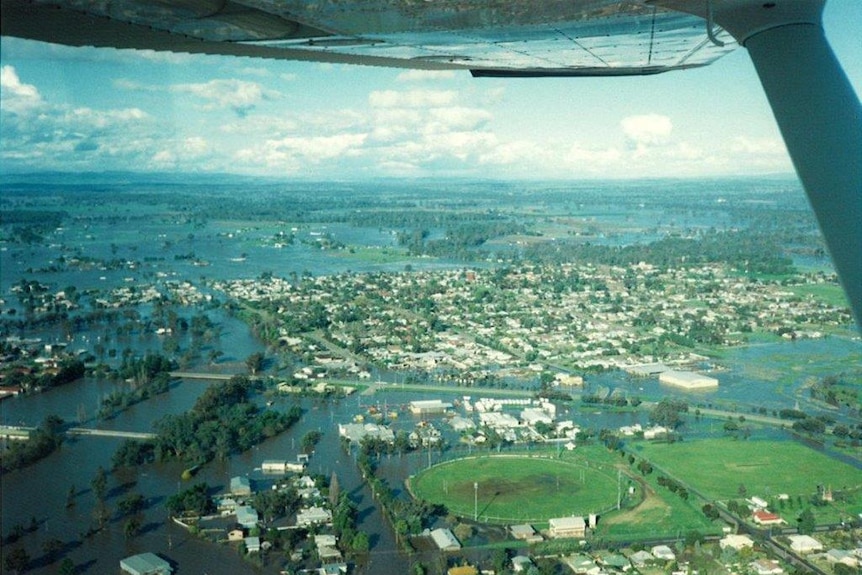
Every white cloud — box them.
[731,135,787,155]
[620,114,673,145]
[369,89,458,108]
[395,70,457,82]
[0,65,43,113]
[427,107,492,131]
[171,79,278,116]
[183,136,208,155]
[236,133,368,171]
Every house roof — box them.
[431,528,461,550]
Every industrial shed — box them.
[120,552,172,575]
[658,370,718,390]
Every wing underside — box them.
[1,0,736,74]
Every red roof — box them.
[753,510,782,523]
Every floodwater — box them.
[2,178,859,574]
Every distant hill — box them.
[0,170,283,187]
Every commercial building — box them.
[659,370,718,390]
[548,516,586,539]
[120,553,172,575]
[409,399,452,415]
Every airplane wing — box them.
[1,0,860,330]
[1,0,737,75]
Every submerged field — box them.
[409,450,621,524]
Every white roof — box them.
[549,516,585,529]
[430,528,461,550]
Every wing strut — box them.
[706,0,862,330]
[744,22,861,330]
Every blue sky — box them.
[1,2,860,180]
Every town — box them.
[1,178,860,575]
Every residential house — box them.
[826,550,858,568]
[431,528,461,551]
[562,554,597,574]
[510,524,539,541]
[230,476,252,497]
[244,536,261,553]
[318,563,348,575]
[512,555,535,573]
[296,505,332,527]
[315,534,341,561]
[236,505,259,529]
[720,534,754,551]
[752,510,783,526]
[652,545,676,561]
[750,559,783,575]
[227,529,244,542]
[788,535,823,554]
[629,550,655,567]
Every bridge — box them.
[67,427,155,440]
[170,371,241,381]
[0,425,154,441]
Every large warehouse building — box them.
[120,553,172,575]
[659,370,719,390]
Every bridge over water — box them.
[0,425,154,440]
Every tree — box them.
[91,466,107,501]
[301,430,323,454]
[124,517,142,538]
[42,538,63,562]
[798,508,816,534]
[351,530,370,552]
[117,493,145,517]
[58,558,75,575]
[4,547,30,574]
[246,352,265,375]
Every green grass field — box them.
[634,438,862,522]
[409,453,620,524]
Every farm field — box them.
[409,449,622,524]
[633,438,862,522]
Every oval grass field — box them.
[409,455,620,524]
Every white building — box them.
[720,534,754,551]
[338,422,395,444]
[659,370,718,390]
[244,536,261,553]
[120,553,172,575]
[548,516,586,539]
[652,545,676,561]
[788,535,824,554]
[262,460,288,473]
[296,505,332,527]
[409,399,452,415]
[430,527,461,550]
